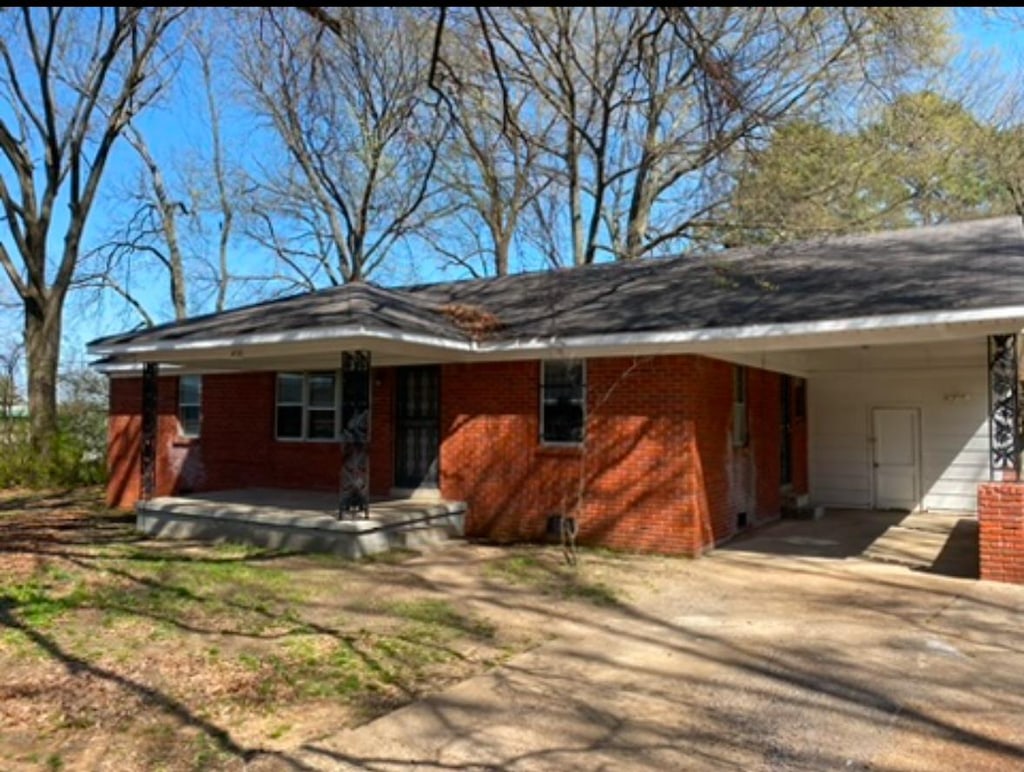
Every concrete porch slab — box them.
[135,488,467,558]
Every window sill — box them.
[173,436,200,448]
[274,437,340,444]
[537,443,584,457]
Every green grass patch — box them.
[80,547,310,634]
[226,599,498,709]
[0,576,90,628]
[484,554,545,584]
[559,580,619,606]
[235,639,367,703]
[192,730,235,770]
[368,598,497,640]
[268,723,292,740]
[485,552,620,606]
[0,539,315,652]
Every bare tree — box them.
[80,21,242,327]
[416,7,949,265]
[0,7,183,459]
[86,123,191,323]
[427,9,554,277]
[197,32,237,314]
[238,7,450,286]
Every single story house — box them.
[88,216,1024,577]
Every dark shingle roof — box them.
[89,216,1024,351]
[90,282,467,348]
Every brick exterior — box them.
[439,356,798,554]
[977,482,1024,583]
[107,355,808,555]
[106,371,395,508]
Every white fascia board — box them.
[88,326,472,357]
[87,306,1024,364]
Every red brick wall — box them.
[107,356,799,555]
[107,375,184,508]
[439,355,788,555]
[107,377,143,508]
[977,482,1024,583]
[107,369,396,508]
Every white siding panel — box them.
[809,341,988,514]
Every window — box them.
[276,373,304,439]
[541,360,586,444]
[732,366,748,447]
[306,372,337,439]
[275,371,339,441]
[178,375,202,438]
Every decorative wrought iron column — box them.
[988,334,1021,480]
[339,350,371,519]
[141,362,159,500]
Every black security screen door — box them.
[395,366,440,489]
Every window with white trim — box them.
[178,375,202,438]
[275,371,339,441]
[732,365,748,447]
[541,360,586,444]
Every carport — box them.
[721,335,997,515]
[716,327,1023,583]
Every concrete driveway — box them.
[295,511,1024,771]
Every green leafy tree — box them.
[722,91,1015,245]
[865,91,1012,226]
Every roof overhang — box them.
[88,304,1024,374]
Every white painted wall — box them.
[807,339,989,513]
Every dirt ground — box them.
[4,489,1023,771]
[286,513,1024,772]
[0,487,683,771]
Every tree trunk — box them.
[569,145,585,266]
[494,228,511,276]
[24,294,62,469]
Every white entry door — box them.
[871,408,920,511]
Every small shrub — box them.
[0,410,105,487]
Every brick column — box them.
[978,482,1024,583]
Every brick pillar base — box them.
[977,482,1024,583]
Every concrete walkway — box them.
[292,511,1024,771]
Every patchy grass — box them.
[485,551,621,606]
[0,487,671,770]
[378,597,497,638]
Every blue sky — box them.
[2,8,1024,380]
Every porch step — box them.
[861,527,949,569]
[385,507,466,551]
[859,514,979,577]
[389,486,444,503]
[389,523,462,551]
